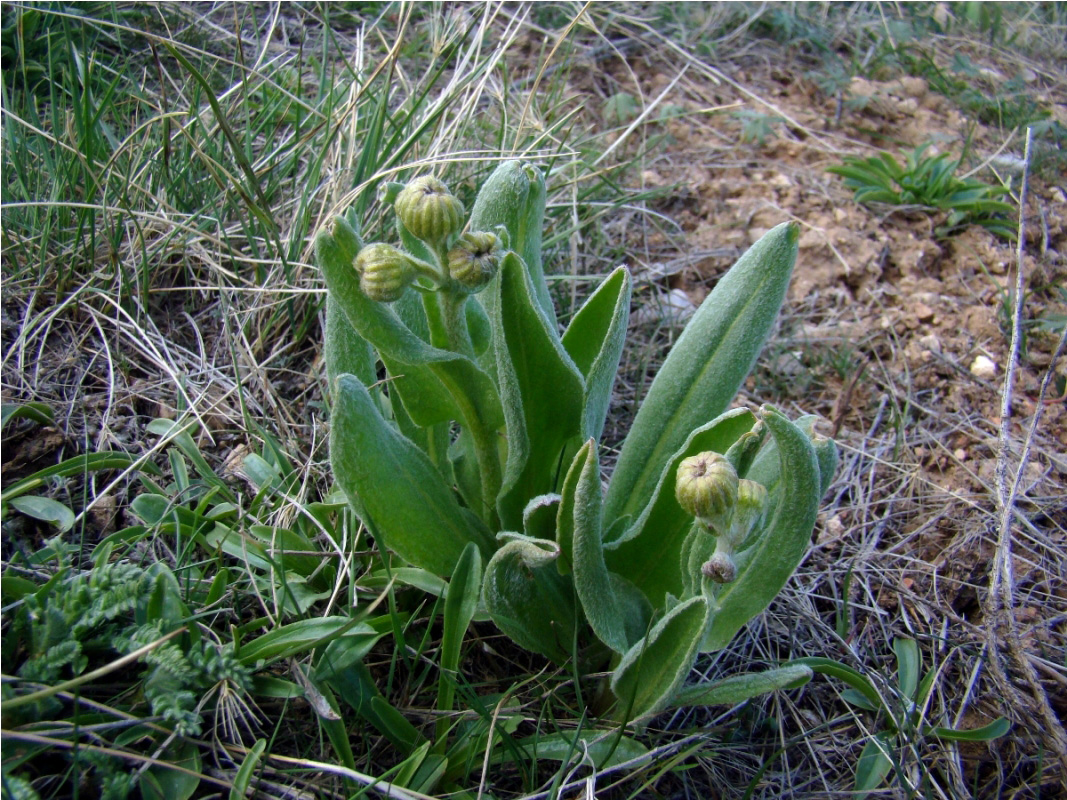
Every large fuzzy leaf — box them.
[604,222,798,528]
[331,374,493,576]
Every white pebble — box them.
[970,355,997,380]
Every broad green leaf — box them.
[482,537,578,664]
[8,496,75,532]
[568,440,642,653]
[604,222,798,528]
[787,657,883,712]
[610,595,710,721]
[894,638,920,700]
[669,664,812,709]
[561,266,632,441]
[854,732,894,795]
[325,660,426,753]
[143,740,201,800]
[317,231,503,433]
[238,616,368,667]
[604,408,755,605]
[492,730,649,769]
[929,717,1010,742]
[230,739,266,800]
[493,251,585,528]
[702,407,822,652]
[332,373,493,575]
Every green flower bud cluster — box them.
[676,451,770,584]
[350,174,503,303]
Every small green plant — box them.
[316,161,837,723]
[827,143,1016,239]
[793,639,1009,796]
[733,109,782,147]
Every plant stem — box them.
[440,288,474,359]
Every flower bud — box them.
[702,551,737,584]
[675,452,738,534]
[447,231,501,291]
[394,176,464,246]
[355,243,415,302]
[726,478,769,548]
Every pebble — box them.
[970,354,997,380]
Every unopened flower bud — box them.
[355,243,415,302]
[726,479,769,548]
[394,176,464,246]
[702,552,737,584]
[675,452,738,533]
[447,231,501,291]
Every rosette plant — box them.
[315,161,837,722]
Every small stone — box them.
[914,302,935,323]
[970,355,997,380]
[919,334,941,353]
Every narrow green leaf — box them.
[604,408,755,607]
[491,730,649,769]
[610,596,710,721]
[332,373,493,576]
[1,401,54,430]
[604,222,798,528]
[238,617,367,667]
[493,251,585,528]
[325,293,376,393]
[568,440,645,653]
[929,717,1010,742]
[230,739,266,800]
[787,657,884,712]
[702,407,822,652]
[669,664,812,709]
[561,266,632,441]
[9,496,75,532]
[437,543,483,741]
[2,451,159,503]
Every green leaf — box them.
[437,543,483,739]
[568,440,646,653]
[332,373,494,576]
[2,451,159,503]
[325,293,376,393]
[492,730,649,769]
[702,407,823,652]
[144,740,201,800]
[929,717,1010,742]
[610,595,710,721]
[230,739,266,800]
[8,496,75,532]
[238,616,368,667]
[493,251,585,528]
[469,160,553,326]
[561,266,632,441]
[787,657,883,712]
[604,222,798,528]
[894,638,920,700]
[604,408,756,606]
[854,732,894,795]
[1,401,54,430]
[669,664,812,709]
[482,537,578,664]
